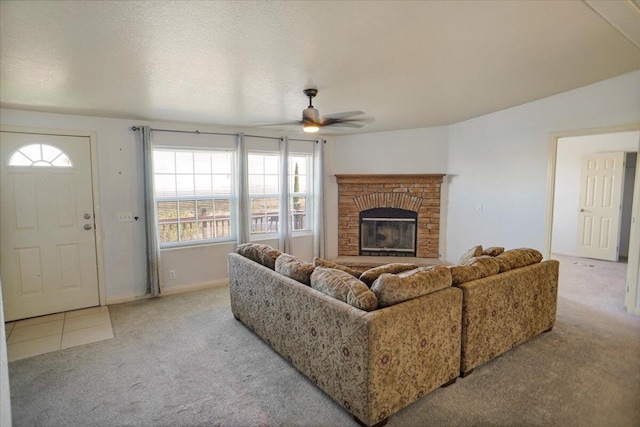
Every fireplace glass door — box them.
[359,208,417,256]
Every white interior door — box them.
[576,152,626,261]
[1,131,99,321]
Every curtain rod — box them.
[131,126,317,142]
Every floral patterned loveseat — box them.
[449,246,560,377]
[228,245,462,427]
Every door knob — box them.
[84,213,92,219]
[579,209,585,212]
[84,224,92,230]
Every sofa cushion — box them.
[495,248,543,272]
[465,256,500,279]
[370,265,452,308]
[359,263,419,286]
[458,245,483,264]
[276,253,315,286]
[482,246,505,257]
[310,267,378,311]
[312,257,364,278]
[449,265,478,285]
[236,243,282,270]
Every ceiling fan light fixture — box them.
[302,106,320,133]
[303,123,320,133]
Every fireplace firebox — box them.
[359,208,417,257]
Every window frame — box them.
[153,147,236,248]
[246,150,314,240]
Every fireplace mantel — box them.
[335,174,446,184]
[336,174,444,259]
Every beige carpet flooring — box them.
[7,255,640,426]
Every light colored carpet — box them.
[8,255,640,426]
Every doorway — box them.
[0,128,106,321]
[546,126,640,316]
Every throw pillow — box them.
[370,265,452,308]
[449,265,478,285]
[495,248,543,273]
[276,253,315,286]
[458,245,483,264]
[310,267,378,311]
[482,246,505,257]
[236,243,282,270]
[465,256,500,279]
[359,263,419,286]
[312,257,364,278]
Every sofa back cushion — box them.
[458,245,483,264]
[359,263,419,286]
[236,243,282,270]
[312,257,364,278]
[482,246,505,257]
[466,256,500,278]
[449,265,478,285]
[495,248,543,272]
[276,253,315,286]
[370,265,452,308]
[310,267,378,311]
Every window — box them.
[248,153,280,234]
[8,144,72,167]
[153,149,234,246]
[247,152,312,235]
[290,154,311,232]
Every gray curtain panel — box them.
[235,132,250,245]
[141,126,161,296]
[313,139,325,259]
[279,137,291,253]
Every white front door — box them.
[0,131,99,321]
[576,152,626,261]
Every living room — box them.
[1,1,640,426]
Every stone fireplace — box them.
[336,174,445,259]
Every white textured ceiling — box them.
[1,1,639,135]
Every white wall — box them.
[326,126,449,260]
[446,71,640,263]
[551,132,639,256]
[0,109,313,303]
[2,70,639,300]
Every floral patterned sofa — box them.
[228,244,559,426]
[228,245,462,427]
[449,246,560,377]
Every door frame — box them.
[0,125,106,307]
[544,122,640,315]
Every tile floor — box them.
[4,306,114,362]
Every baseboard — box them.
[106,279,229,305]
[160,278,229,296]
[106,293,153,305]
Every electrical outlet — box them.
[118,212,133,222]
[169,270,177,280]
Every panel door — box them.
[0,132,99,321]
[576,152,626,261]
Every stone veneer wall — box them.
[336,174,445,258]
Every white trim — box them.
[0,125,107,308]
[545,122,640,316]
[106,293,153,305]
[108,278,229,304]
[160,278,229,296]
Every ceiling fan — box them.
[268,89,373,133]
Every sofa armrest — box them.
[362,287,462,425]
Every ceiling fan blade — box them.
[321,111,366,121]
[259,120,304,127]
[322,122,364,128]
